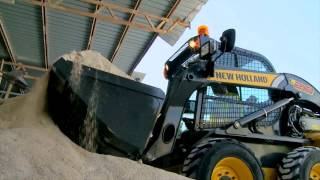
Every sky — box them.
[136,0,320,92]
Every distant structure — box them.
[132,71,146,82]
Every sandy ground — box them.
[0,52,189,180]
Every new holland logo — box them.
[207,69,277,87]
[289,79,314,95]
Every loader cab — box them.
[147,28,282,163]
[172,43,280,137]
[163,29,279,136]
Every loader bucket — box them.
[47,59,165,159]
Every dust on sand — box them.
[0,60,189,180]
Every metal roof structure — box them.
[0,0,207,85]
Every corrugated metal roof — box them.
[46,0,95,63]
[91,21,123,58]
[113,28,152,70]
[160,0,207,45]
[0,0,207,77]
[47,9,93,63]
[0,1,44,66]
[91,0,133,62]
[112,0,207,73]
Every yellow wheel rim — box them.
[310,163,320,180]
[211,157,254,180]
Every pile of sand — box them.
[62,50,132,80]
[0,52,188,179]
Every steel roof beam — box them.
[25,0,189,34]
[1,60,48,72]
[86,0,101,50]
[110,0,142,63]
[41,0,49,69]
[0,70,40,81]
[81,0,188,27]
[0,18,16,64]
[128,0,181,74]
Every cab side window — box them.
[177,91,197,136]
[215,52,236,68]
[182,91,197,119]
[199,84,280,129]
[240,59,267,72]
[200,85,240,128]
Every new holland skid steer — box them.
[48,26,320,180]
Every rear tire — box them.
[278,146,320,180]
[182,138,263,180]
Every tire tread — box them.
[182,138,258,179]
[278,146,320,180]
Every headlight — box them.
[163,64,169,79]
[188,39,199,49]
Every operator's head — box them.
[197,25,209,36]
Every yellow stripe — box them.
[262,167,277,180]
[207,69,277,87]
[304,133,320,147]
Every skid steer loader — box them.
[48,26,320,180]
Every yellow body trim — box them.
[304,133,320,147]
[211,157,253,180]
[261,161,320,180]
[262,168,277,180]
[310,163,320,180]
[311,124,320,131]
[207,69,277,88]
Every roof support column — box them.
[41,0,49,69]
[0,59,4,85]
[86,0,101,50]
[0,18,16,64]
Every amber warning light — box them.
[188,39,198,49]
[197,25,209,36]
[163,63,169,79]
[189,25,210,49]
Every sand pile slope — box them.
[0,67,188,179]
[62,50,132,80]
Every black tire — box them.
[182,138,264,180]
[278,146,320,180]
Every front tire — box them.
[278,146,320,180]
[182,138,263,180]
